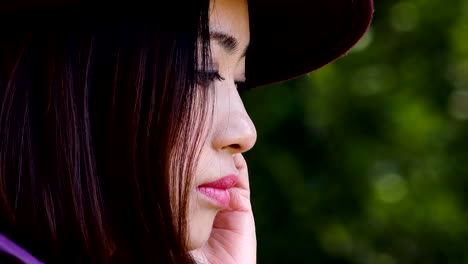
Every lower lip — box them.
[196,187,230,207]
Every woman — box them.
[0,0,373,263]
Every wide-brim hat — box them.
[1,0,373,89]
[246,0,374,88]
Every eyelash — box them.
[196,70,224,87]
[196,70,250,93]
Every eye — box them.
[196,70,225,87]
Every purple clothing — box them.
[0,234,43,264]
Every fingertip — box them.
[234,153,247,170]
[228,187,252,212]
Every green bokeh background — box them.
[243,0,468,263]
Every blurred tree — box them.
[243,0,468,263]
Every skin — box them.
[188,0,257,263]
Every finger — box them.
[233,153,249,190]
[227,187,251,212]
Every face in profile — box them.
[186,0,257,250]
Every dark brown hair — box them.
[0,1,213,263]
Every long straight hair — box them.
[0,1,212,263]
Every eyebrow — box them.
[210,31,249,58]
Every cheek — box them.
[185,87,226,249]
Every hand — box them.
[190,154,256,264]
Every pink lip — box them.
[196,175,239,207]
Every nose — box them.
[212,89,257,154]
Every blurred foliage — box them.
[243,0,468,263]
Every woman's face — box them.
[187,0,256,250]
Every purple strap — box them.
[0,234,43,264]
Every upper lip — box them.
[197,174,239,190]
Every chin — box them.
[187,202,219,250]
[188,233,210,251]
[187,219,215,250]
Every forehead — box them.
[209,0,250,45]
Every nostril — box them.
[229,144,241,150]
